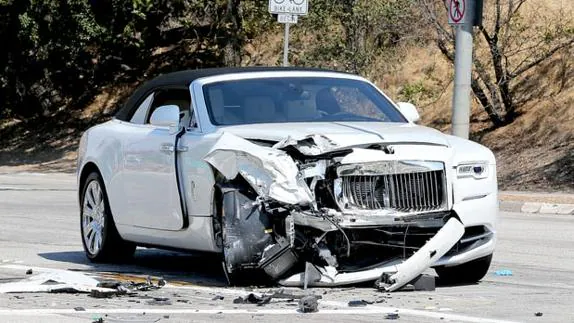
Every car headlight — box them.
[456,163,489,179]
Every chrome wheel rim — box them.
[82,180,105,255]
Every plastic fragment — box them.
[494,269,513,276]
[146,297,172,306]
[385,313,400,320]
[348,300,372,307]
[534,312,543,317]
[298,295,319,313]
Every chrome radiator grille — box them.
[339,170,446,212]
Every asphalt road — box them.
[0,173,573,323]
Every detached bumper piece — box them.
[280,217,465,290]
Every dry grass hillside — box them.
[0,0,572,192]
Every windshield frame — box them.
[191,71,408,131]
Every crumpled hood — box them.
[221,122,450,149]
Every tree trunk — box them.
[222,0,242,67]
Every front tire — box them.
[435,254,493,284]
[80,172,136,262]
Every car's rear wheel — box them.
[81,172,136,262]
[435,254,493,284]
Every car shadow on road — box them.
[38,248,228,287]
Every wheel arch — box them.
[78,162,103,204]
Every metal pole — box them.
[451,3,474,139]
[283,23,290,67]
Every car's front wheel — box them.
[80,172,136,262]
[435,254,493,284]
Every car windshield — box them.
[203,77,407,125]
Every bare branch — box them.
[417,0,454,41]
[478,25,492,43]
[510,38,574,78]
[437,38,454,62]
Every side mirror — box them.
[150,105,181,133]
[396,102,420,123]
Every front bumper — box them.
[280,191,498,288]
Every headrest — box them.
[243,96,276,123]
[284,100,318,121]
[316,88,341,114]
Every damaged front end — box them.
[205,133,467,290]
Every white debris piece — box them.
[0,269,111,294]
[272,134,340,156]
[381,217,465,292]
[204,132,314,205]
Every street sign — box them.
[447,0,468,25]
[278,14,298,24]
[269,0,308,16]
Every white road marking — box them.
[0,308,518,322]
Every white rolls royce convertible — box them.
[77,67,497,289]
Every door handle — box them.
[160,143,175,153]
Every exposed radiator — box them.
[340,170,446,212]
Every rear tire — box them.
[435,254,493,284]
[80,172,136,262]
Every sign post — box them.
[283,22,290,66]
[448,0,474,139]
[269,0,309,67]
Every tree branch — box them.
[510,38,574,77]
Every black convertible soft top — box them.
[114,66,349,122]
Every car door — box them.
[118,88,190,230]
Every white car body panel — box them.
[77,69,498,287]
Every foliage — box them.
[0,0,246,119]
[295,0,420,73]
[1,0,572,125]
[419,0,574,127]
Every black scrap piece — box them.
[411,275,436,291]
[212,295,225,301]
[147,297,172,306]
[298,295,319,313]
[348,300,372,307]
[375,273,396,291]
[233,293,272,305]
[385,313,400,320]
[535,312,543,317]
[25,269,33,275]
[74,306,85,311]
[259,237,298,279]
[89,289,116,299]
[96,280,122,289]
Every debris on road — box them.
[385,312,400,320]
[25,269,33,275]
[89,289,117,299]
[147,297,172,306]
[212,295,225,301]
[348,300,372,307]
[298,295,319,313]
[0,269,167,301]
[535,312,543,317]
[494,270,513,276]
[233,293,272,305]
[232,290,320,308]
[74,306,85,311]
[0,270,108,294]
[376,274,435,292]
